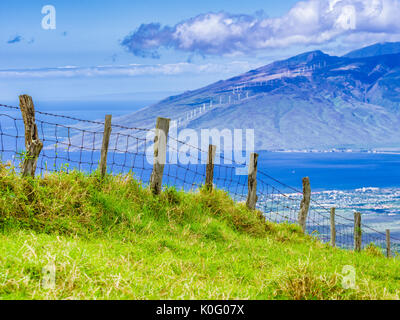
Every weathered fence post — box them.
[354,212,362,252]
[246,153,258,210]
[99,115,112,178]
[330,207,336,247]
[205,144,216,191]
[19,95,43,177]
[298,177,311,233]
[386,229,391,258]
[150,117,170,195]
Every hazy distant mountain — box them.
[344,42,400,59]
[89,43,400,151]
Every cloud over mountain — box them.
[0,61,255,78]
[121,0,400,58]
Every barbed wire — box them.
[0,103,153,132]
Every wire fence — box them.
[1,102,399,256]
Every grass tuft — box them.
[0,163,399,300]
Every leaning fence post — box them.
[19,95,43,177]
[246,153,258,210]
[386,229,391,258]
[205,144,216,191]
[330,207,336,247]
[354,212,362,252]
[298,177,311,233]
[99,115,112,178]
[150,117,170,195]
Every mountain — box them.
[344,42,400,59]
[83,44,400,152]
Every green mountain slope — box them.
[344,42,400,59]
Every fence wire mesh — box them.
[1,103,399,255]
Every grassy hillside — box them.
[0,162,399,300]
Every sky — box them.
[1,0,400,102]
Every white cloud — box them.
[121,0,400,57]
[0,61,257,79]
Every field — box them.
[0,162,399,300]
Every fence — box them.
[1,95,399,257]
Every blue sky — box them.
[1,0,400,102]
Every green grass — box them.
[0,162,399,300]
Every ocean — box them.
[255,151,400,241]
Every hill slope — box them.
[344,42,400,58]
[0,163,399,300]
[110,44,400,151]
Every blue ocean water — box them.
[256,151,400,191]
[255,151,400,241]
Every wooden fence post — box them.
[19,95,43,177]
[246,153,258,210]
[298,177,311,233]
[330,207,336,247]
[386,229,391,258]
[150,117,170,195]
[354,212,362,252]
[99,115,112,178]
[205,144,216,191]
